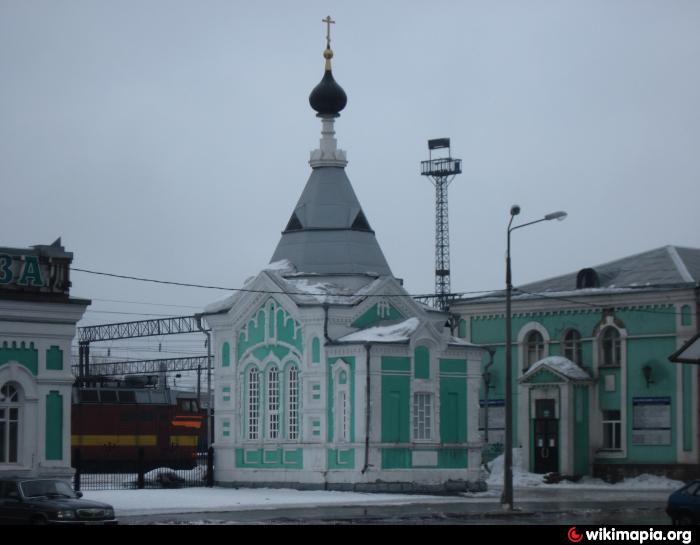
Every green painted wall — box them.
[414,346,430,379]
[623,336,678,464]
[381,356,410,443]
[683,364,693,452]
[0,341,38,376]
[46,346,63,371]
[352,302,404,328]
[327,448,356,469]
[438,448,469,468]
[237,299,303,360]
[235,448,303,469]
[312,337,321,364]
[381,448,411,469]
[599,368,621,411]
[439,359,467,444]
[222,342,230,367]
[45,391,63,460]
[574,386,590,475]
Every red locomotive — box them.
[71,376,206,472]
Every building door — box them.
[533,399,558,474]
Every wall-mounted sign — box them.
[0,240,72,296]
[632,396,671,445]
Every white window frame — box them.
[333,362,351,443]
[287,365,299,440]
[601,410,622,451]
[267,366,280,440]
[600,327,622,367]
[563,329,582,365]
[0,383,20,464]
[246,368,260,440]
[525,330,545,369]
[412,391,433,441]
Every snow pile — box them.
[486,449,546,487]
[338,317,420,344]
[486,449,685,490]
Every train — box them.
[71,375,208,472]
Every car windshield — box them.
[20,480,76,499]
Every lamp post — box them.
[502,205,567,510]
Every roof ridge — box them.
[666,246,694,283]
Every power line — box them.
[70,266,499,300]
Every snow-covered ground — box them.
[81,449,686,518]
[82,487,452,517]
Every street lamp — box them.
[502,205,567,511]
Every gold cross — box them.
[322,15,335,48]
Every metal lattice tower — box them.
[421,138,461,311]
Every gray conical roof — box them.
[270,166,393,276]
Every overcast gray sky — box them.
[2,1,699,353]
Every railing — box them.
[73,447,214,491]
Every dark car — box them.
[0,477,118,525]
[667,480,700,525]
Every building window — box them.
[563,329,582,365]
[413,392,433,441]
[247,368,260,440]
[287,365,299,440]
[0,384,20,464]
[267,366,280,439]
[525,330,545,369]
[601,327,621,367]
[681,305,692,327]
[334,365,351,443]
[602,410,622,450]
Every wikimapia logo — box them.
[567,527,692,545]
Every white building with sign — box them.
[0,239,89,479]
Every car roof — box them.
[0,476,65,482]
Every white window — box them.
[247,368,260,440]
[267,366,280,439]
[334,368,351,443]
[563,329,582,365]
[287,366,299,440]
[601,327,621,367]
[525,330,545,369]
[602,410,622,450]
[0,384,20,464]
[413,392,433,441]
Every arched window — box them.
[525,331,545,369]
[563,329,582,365]
[246,368,260,440]
[601,327,621,367]
[681,305,692,327]
[334,365,351,443]
[267,366,280,439]
[0,383,20,464]
[287,365,299,440]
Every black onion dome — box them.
[309,48,347,116]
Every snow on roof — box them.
[522,356,591,382]
[265,259,297,273]
[670,333,700,363]
[337,317,420,344]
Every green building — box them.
[452,245,700,481]
[202,37,485,492]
